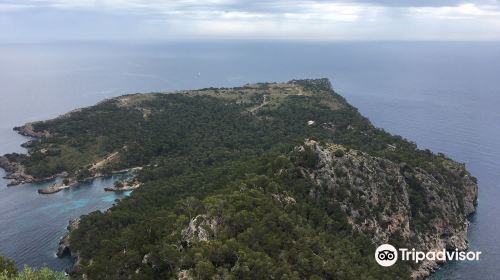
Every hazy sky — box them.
[1,0,499,42]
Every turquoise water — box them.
[0,171,131,270]
[0,41,499,278]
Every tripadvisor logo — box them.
[374,244,482,267]
[375,244,398,267]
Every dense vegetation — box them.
[71,150,410,279]
[6,79,473,279]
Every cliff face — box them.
[57,218,80,258]
[302,140,478,279]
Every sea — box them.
[0,41,499,278]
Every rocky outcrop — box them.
[271,192,297,206]
[104,181,141,192]
[20,139,40,150]
[181,215,219,243]
[177,270,193,280]
[57,218,80,258]
[0,155,33,186]
[14,123,50,138]
[38,179,75,194]
[301,140,478,279]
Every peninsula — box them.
[0,79,477,279]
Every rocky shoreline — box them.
[38,180,76,194]
[104,181,141,192]
[0,123,53,186]
[0,155,33,186]
[1,141,142,194]
[0,156,68,187]
[13,123,50,138]
[56,218,80,258]
[0,114,146,191]
[35,170,141,194]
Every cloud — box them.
[0,0,499,41]
[412,3,500,19]
[347,0,466,7]
[0,3,35,11]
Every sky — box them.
[0,0,499,42]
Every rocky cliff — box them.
[301,140,478,279]
[57,218,80,258]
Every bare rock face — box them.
[271,192,297,205]
[181,215,219,243]
[301,140,478,279]
[57,218,80,258]
[177,270,193,280]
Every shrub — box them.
[334,149,345,157]
[0,257,17,278]
[0,256,67,280]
